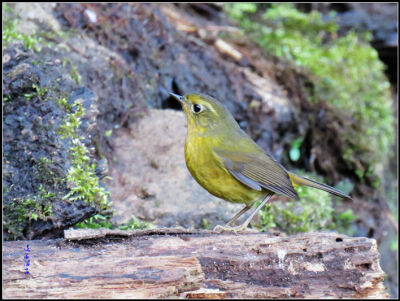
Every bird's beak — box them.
[169,92,184,104]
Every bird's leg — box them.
[213,193,273,233]
[231,193,273,231]
[226,203,253,227]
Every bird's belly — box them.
[185,141,264,205]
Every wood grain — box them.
[3,229,388,298]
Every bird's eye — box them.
[191,104,203,113]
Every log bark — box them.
[3,228,388,298]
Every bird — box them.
[169,92,352,232]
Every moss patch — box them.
[75,214,154,230]
[3,35,111,239]
[257,170,357,234]
[2,4,42,51]
[225,3,394,184]
[56,96,111,211]
[4,186,54,239]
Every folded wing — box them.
[214,148,299,200]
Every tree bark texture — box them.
[3,228,388,298]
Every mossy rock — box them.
[3,42,110,240]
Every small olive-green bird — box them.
[170,92,352,232]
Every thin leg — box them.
[233,193,273,231]
[214,193,273,232]
[226,203,254,227]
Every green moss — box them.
[62,58,82,85]
[201,217,211,229]
[3,5,110,238]
[257,170,357,234]
[57,96,112,212]
[37,157,55,183]
[118,216,154,230]
[3,88,60,240]
[57,96,70,110]
[22,193,53,221]
[33,84,49,97]
[3,3,74,52]
[4,185,54,238]
[225,3,394,183]
[5,90,111,239]
[2,4,42,51]
[56,99,84,139]
[104,129,112,137]
[24,84,49,101]
[333,208,357,236]
[75,214,113,229]
[75,214,154,230]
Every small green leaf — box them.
[104,130,112,137]
[289,148,300,161]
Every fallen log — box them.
[3,228,388,298]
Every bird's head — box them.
[169,93,236,133]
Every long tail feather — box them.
[289,173,352,200]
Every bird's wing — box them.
[214,148,299,200]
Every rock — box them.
[107,109,243,228]
[14,3,61,33]
[2,42,102,240]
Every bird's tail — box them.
[289,172,352,200]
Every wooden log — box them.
[3,229,388,298]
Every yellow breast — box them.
[184,131,265,205]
